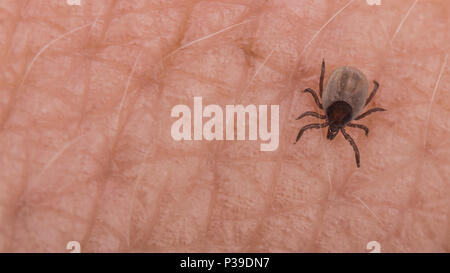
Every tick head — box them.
[325,101,353,141]
[327,125,339,140]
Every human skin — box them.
[0,0,449,252]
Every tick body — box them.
[295,60,386,168]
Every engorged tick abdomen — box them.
[322,66,369,119]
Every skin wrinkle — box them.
[75,1,137,252]
[130,2,209,249]
[202,17,265,252]
[130,70,164,249]
[0,0,449,252]
[162,2,271,251]
[124,52,145,247]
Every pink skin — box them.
[0,0,449,252]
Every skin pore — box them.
[0,0,449,252]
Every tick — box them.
[295,59,386,168]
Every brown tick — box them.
[295,59,386,168]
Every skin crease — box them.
[0,0,449,253]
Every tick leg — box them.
[303,88,323,109]
[365,80,379,106]
[295,121,329,144]
[347,123,369,136]
[319,59,325,98]
[296,111,326,120]
[340,128,360,168]
[355,107,386,120]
